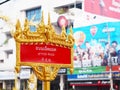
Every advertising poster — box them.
[67,21,120,80]
[73,21,120,68]
[84,0,120,19]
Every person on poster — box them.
[110,41,118,65]
[117,50,120,65]
[102,42,109,66]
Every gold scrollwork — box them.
[28,72,37,90]
[32,66,60,81]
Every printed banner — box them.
[84,0,120,19]
[69,21,120,68]
[67,66,106,74]
[67,21,120,80]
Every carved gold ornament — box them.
[12,12,74,47]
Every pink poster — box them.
[84,0,120,19]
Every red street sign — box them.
[20,43,71,64]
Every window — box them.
[54,2,82,14]
[0,59,4,63]
[70,3,82,9]
[26,7,41,32]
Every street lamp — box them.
[102,24,115,90]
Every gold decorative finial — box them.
[70,26,73,35]
[15,66,21,73]
[23,19,30,35]
[12,20,22,40]
[24,19,29,28]
[61,26,67,39]
[67,26,74,45]
[16,19,21,32]
[40,11,44,25]
[70,68,74,74]
[48,12,51,25]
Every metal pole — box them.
[103,24,114,90]
[108,48,114,90]
[109,66,114,90]
[59,75,64,90]
[107,27,114,90]
[43,81,50,90]
[74,0,76,8]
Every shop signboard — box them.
[67,72,120,81]
[67,66,106,74]
[84,0,120,19]
[58,68,67,74]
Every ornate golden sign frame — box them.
[12,12,74,90]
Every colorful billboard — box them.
[68,21,120,69]
[84,0,120,19]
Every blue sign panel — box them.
[67,72,120,81]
